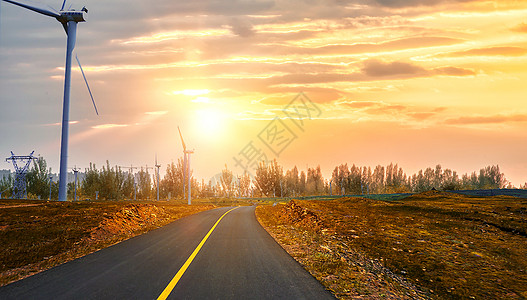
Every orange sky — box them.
[1,0,526,186]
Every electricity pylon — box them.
[5,151,37,199]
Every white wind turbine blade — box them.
[178,126,187,151]
[75,54,99,115]
[2,0,60,18]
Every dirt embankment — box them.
[256,193,527,300]
[258,200,431,299]
[88,204,172,240]
[0,201,213,286]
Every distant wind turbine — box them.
[178,126,194,205]
[2,0,99,201]
[155,154,161,201]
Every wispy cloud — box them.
[362,59,427,77]
[92,124,130,129]
[338,101,378,109]
[444,47,527,57]
[252,36,464,57]
[445,114,527,125]
[512,22,527,33]
[334,100,449,125]
[407,112,437,121]
[42,121,79,126]
[235,109,278,120]
[145,111,168,115]
[433,66,476,76]
[115,29,232,45]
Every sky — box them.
[0,0,526,186]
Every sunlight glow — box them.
[192,97,211,103]
[194,109,225,138]
[172,89,210,96]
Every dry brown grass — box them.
[256,191,527,299]
[0,200,214,286]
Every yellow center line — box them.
[157,206,239,300]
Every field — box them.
[0,199,216,286]
[256,191,527,299]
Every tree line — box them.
[0,156,523,200]
[242,161,514,197]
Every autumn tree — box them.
[284,166,299,197]
[238,171,252,197]
[0,173,13,198]
[306,165,324,195]
[137,167,152,200]
[220,164,235,197]
[254,159,283,197]
[160,159,185,199]
[82,163,100,199]
[331,164,349,195]
[299,171,306,196]
[26,156,52,199]
[254,161,272,197]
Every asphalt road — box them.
[0,206,335,299]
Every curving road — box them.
[0,206,335,299]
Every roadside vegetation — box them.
[0,200,215,286]
[1,156,524,202]
[256,191,527,299]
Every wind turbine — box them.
[178,126,194,205]
[2,0,98,201]
[155,154,161,201]
[72,165,79,201]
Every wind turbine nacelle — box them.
[59,11,86,23]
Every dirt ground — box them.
[256,191,527,299]
[0,200,214,286]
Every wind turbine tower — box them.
[178,127,194,205]
[2,0,99,201]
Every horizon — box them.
[0,158,519,190]
[1,0,526,187]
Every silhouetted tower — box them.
[5,151,37,199]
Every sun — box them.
[194,108,225,138]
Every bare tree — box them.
[238,171,252,197]
[161,158,185,199]
[220,164,234,197]
[254,159,283,197]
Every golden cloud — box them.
[445,47,527,57]
[445,114,527,125]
